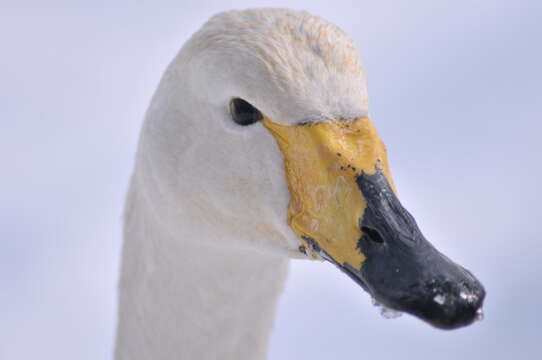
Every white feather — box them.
[116,8,370,360]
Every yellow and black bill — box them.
[264,117,485,329]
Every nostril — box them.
[361,226,384,243]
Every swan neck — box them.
[115,182,289,360]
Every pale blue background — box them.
[1,1,541,359]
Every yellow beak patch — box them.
[263,117,395,269]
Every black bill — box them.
[307,168,486,330]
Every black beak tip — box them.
[331,167,487,330]
[408,281,486,330]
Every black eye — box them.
[229,98,263,126]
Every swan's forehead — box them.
[192,9,369,124]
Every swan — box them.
[115,8,485,360]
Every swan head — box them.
[137,8,485,329]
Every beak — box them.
[263,117,485,329]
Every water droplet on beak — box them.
[475,308,484,321]
[371,297,403,319]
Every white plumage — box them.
[116,8,374,360]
